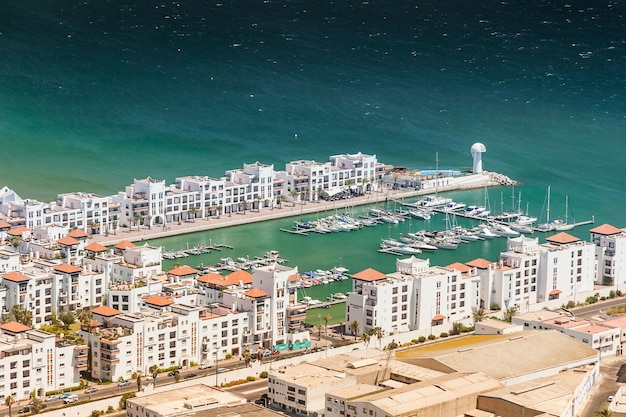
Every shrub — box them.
[566,300,576,309]
[490,303,500,310]
[610,291,617,299]
[386,341,399,350]
[440,332,449,338]
[260,371,269,378]
[428,334,436,340]
[418,336,426,343]
[411,339,420,344]
[106,406,115,413]
[119,392,136,409]
[225,354,232,360]
[90,410,103,417]
[247,376,256,381]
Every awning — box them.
[549,289,562,295]
[432,314,446,321]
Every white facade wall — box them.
[0,330,79,401]
[197,309,249,363]
[0,251,20,274]
[57,192,111,235]
[594,231,626,288]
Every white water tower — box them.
[471,142,486,173]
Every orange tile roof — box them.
[144,295,174,307]
[57,236,80,246]
[68,229,89,238]
[446,262,471,273]
[0,220,11,229]
[168,265,200,276]
[245,288,268,298]
[226,269,253,283]
[7,226,31,236]
[351,268,387,282]
[549,289,562,295]
[465,258,494,269]
[288,274,300,282]
[114,240,136,250]
[3,271,30,282]
[590,223,622,236]
[54,264,82,274]
[0,321,31,333]
[196,272,225,284]
[91,306,122,317]
[546,232,579,244]
[85,242,108,252]
[432,314,446,321]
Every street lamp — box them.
[214,351,218,387]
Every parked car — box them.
[18,407,30,414]
[262,350,272,357]
[59,392,72,399]
[199,362,212,370]
[117,380,131,387]
[168,370,180,377]
[63,395,78,404]
[85,387,98,394]
[272,350,280,355]
[184,373,197,379]
[45,395,60,402]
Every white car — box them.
[199,362,212,370]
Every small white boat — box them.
[407,208,432,220]
[475,226,499,239]
[443,201,466,212]
[488,222,521,238]
[417,195,452,207]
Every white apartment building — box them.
[329,152,379,195]
[0,249,20,274]
[110,244,163,285]
[0,322,80,401]
[224,162,275,212]
[591,223,626,289]
[346,257,479,337]
[56,192,116,236]
[280,159,334,201]
[473,233,596,313]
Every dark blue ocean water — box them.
[1,0,625,272]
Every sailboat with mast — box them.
[536,187,574,232]
[553,195,575,231]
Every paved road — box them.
[570,297,626,319]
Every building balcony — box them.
[100,356,120,364]
[75,362,88,369]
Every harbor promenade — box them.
[90,173,512,247]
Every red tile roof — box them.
[245,288,268,298]
[465,258,494,269]
[3,271,30,282]
[351,268,387,282]
[446,262,471,273]
[91,306,122,317]
[54,264,82,274]
[432,314,446,321]
[197,272,225,284]
[288,274,300,282]
[549,289,562,295]
[114,240,136,250]
[0,321,31,333]
[57,236,80,246]
[7,226,31,236]
[226,269,253,283]
[546,232,579,244]
[144,295,174,307]
[168,265,200,276]
[85,242,108,252]
[590,224,622,236]
[68,229,89,238]
[0,220,11,229]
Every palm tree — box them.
[360,333,371,351]
[472,308,487,323]
[322,314,332,340]
[5,395,14,417]
[595,408,614,417]
[188,207,198,222]
[149,364,159,387]
[240,199,249,214]
[450,322,463,336]
[503,305,519,322]
[136,372,142,392]
[243,350,252,367]
[215,205,222,219]
[315,324,322,341]
[349,320,360,340]
[254,195,262,212]
[370,326,384,348]
[377,178,385,192]
[338,320,345,339]
[290,190,298,206]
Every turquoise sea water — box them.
[1,0,625,274]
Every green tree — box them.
[136,372,142,392]
[188,206,198,222]
[10,305,33,326]
[30,396,44,415]
[369,326,384,348]
[472,307,487,323]
[59,311,76,329]
[5,395,14,417]
[349,320,360,340]
[119,392,136,409]
[595,408,614,417]
[450,322,463,336]
[149,364,159,387]
[243,350,252,367]
[290,190,298,206]
[322,314,332,340]
[254,195,262,212]
[503,305,519,322]
[361,333,371,352]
